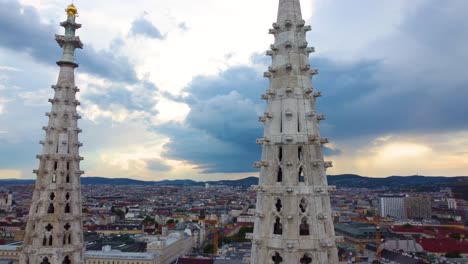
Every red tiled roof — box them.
[417,238,468,253]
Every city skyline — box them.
[1,0,468,181]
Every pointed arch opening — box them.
[298,167,305,183]
[66,173,70,183]
[277,167,283,183]
[273,217,283,235]
[47,203,55,214]
[41,257,51,264]
[62,256,71,264]
[66,192,70,200]
[65,203,71,214]
[300,217,310,236]
[50,193,55,200]
[298,146,303,161]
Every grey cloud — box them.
[130,17,165,39]
[0,0,138,83]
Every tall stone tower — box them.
[251,0,341,263]
[20,4,85,264]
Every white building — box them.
[380,195,406,219]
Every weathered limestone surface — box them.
[20,5,85,264]
[251,0,340,263]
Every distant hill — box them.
[0,175,466,190]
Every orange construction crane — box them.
[350,210,382,261]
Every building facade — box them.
[19,4,85,264]
[251,0,340,263]
[404,196,432,220]
[380,195,406,219]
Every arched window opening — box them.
[300,217,310,236]
[300,254,313,264]
[47,203,55,214]
[66,162,70,170]
[54,162,58,171]
[298,147,303,161]
[273,217,283,235]
[52,173,57,183]
[62,255,71,264]
[68,234,72,244]
[278,147,283,162]
[41,257,51,264]
[66,193,70,200]
[48,235,53,246]
[298,167,305,183]
[66,173,70,183]
[50,193,55,200]
[42,236,47,246]
[277,167,283,183]
[272,252,283,264]
[275,199,282,212]
[299,198,307,213]
[65,203,71,214]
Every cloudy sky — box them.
[0,0,467,181]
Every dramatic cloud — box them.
[0,0,138,83]
[130,17,165,39]
[157,67,266,173]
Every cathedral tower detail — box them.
[251,0,341,263]
[20,4,85,264]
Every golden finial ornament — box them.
[66,3,78,18]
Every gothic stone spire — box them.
[20,4,85,264]
[250,0,341,263]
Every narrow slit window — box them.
[298,147,303,161]
[277,167,283,183]
[66,162,70,170]
[278,147,282,162]
[297,114,301,132]
[280,114,283,133]
[54,162,58,170]
[66,173,70,183]
[52,173,57,183]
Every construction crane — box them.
[350,209,382,261]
